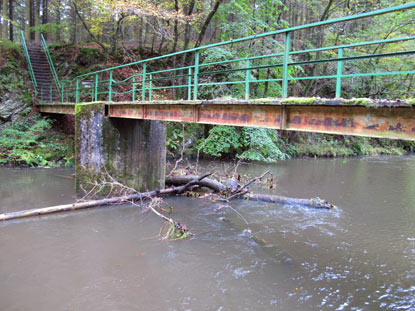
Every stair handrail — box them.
[20,31,38,93]
[40,33,61,98]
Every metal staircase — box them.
[20,32,61,102]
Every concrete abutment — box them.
[75,103,166,196]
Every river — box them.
[1,156,415,310]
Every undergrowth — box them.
[166,123,415,161]
[196,126,290,162]
[0,110,74,167]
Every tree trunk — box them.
[138,16,143,49]
[34,0,40,42]
[2,0,8,40]
[194,0,223,48]
[55,0,61,42]
[172,0,179,52]
[70,1,76,44]
[41,0,47,39]
[25,0,31,41]
[0,174,334,222]
[143,20,149,48]
[8,0,12,41]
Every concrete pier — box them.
[75,103,165,196]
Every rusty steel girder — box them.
[39,104,75,115]
[107,100,415,141]
[38,98,415,140]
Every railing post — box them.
[76,80,80,103]
[245,59,251,100]
[91,81,94,102]
[108,71,113,101]
[50,84,52,102]
[336,48,344,98]
[95,74,99,101]
[132,76,136,101]
[149,73,153,101]
[282,31,291,98]
[188,67,192,100]
[61,82,64,103]
[142,63,147,101]
[193,51,200,100]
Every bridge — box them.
[21,3,415,194]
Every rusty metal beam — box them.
[39,104,75,115]
[107,99,415,141]
[39,98,415,140]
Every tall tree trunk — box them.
[138,17,143,49]
[55,0,61,42]
[30,0,34,40]
[194,0,223,48]
[143,19,149,48]
[34,0,40,42]
[25,0,31,41]
[41,0,47,39]
[179,0,196,98]
[134,19,139,42]
[2,0,8,40]
[8,0,12,41]
[172,0,179,52]
[70,2,76,44]
[303,0,334,96]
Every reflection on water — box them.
[1,156,415,310]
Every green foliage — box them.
[29,23,67,36]
[197,125,289,162]
[0,62,27,94]
[239,128,289,162]
[292,133,414,157]
[198,126,243,157]
[0,40,21,51]
[0,113,74,167]
[0,47,31,101]
[166,125,183,153]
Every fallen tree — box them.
[0,174,212,222]
[166,174,335,209]
[0,172,335,223]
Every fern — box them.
[0,113,74,166]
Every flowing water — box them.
[1,156,415,310]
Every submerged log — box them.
[167,175,335,209]
[0,174,334,222]
[166,175,226,193]
[244,193,334,209]
[0,191,161,221]
[0,174,213,222]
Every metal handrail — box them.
[20,31,38,92]
[44,2,415,103]
[41,34,61,96]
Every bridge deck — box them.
[39,97,415,141]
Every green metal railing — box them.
[41,34,62,97]
[20,31,38,93]
[48,2,415,104]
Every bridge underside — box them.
[39,98,415,141]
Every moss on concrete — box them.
[343,98,373,107]
[282,97,318,105]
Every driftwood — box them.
[0,173,334,222]
[166,175,226,193]
[0,174,213,222]
[166,175,335,209]
[244,193,334,209]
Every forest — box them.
[1,0,415,166]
